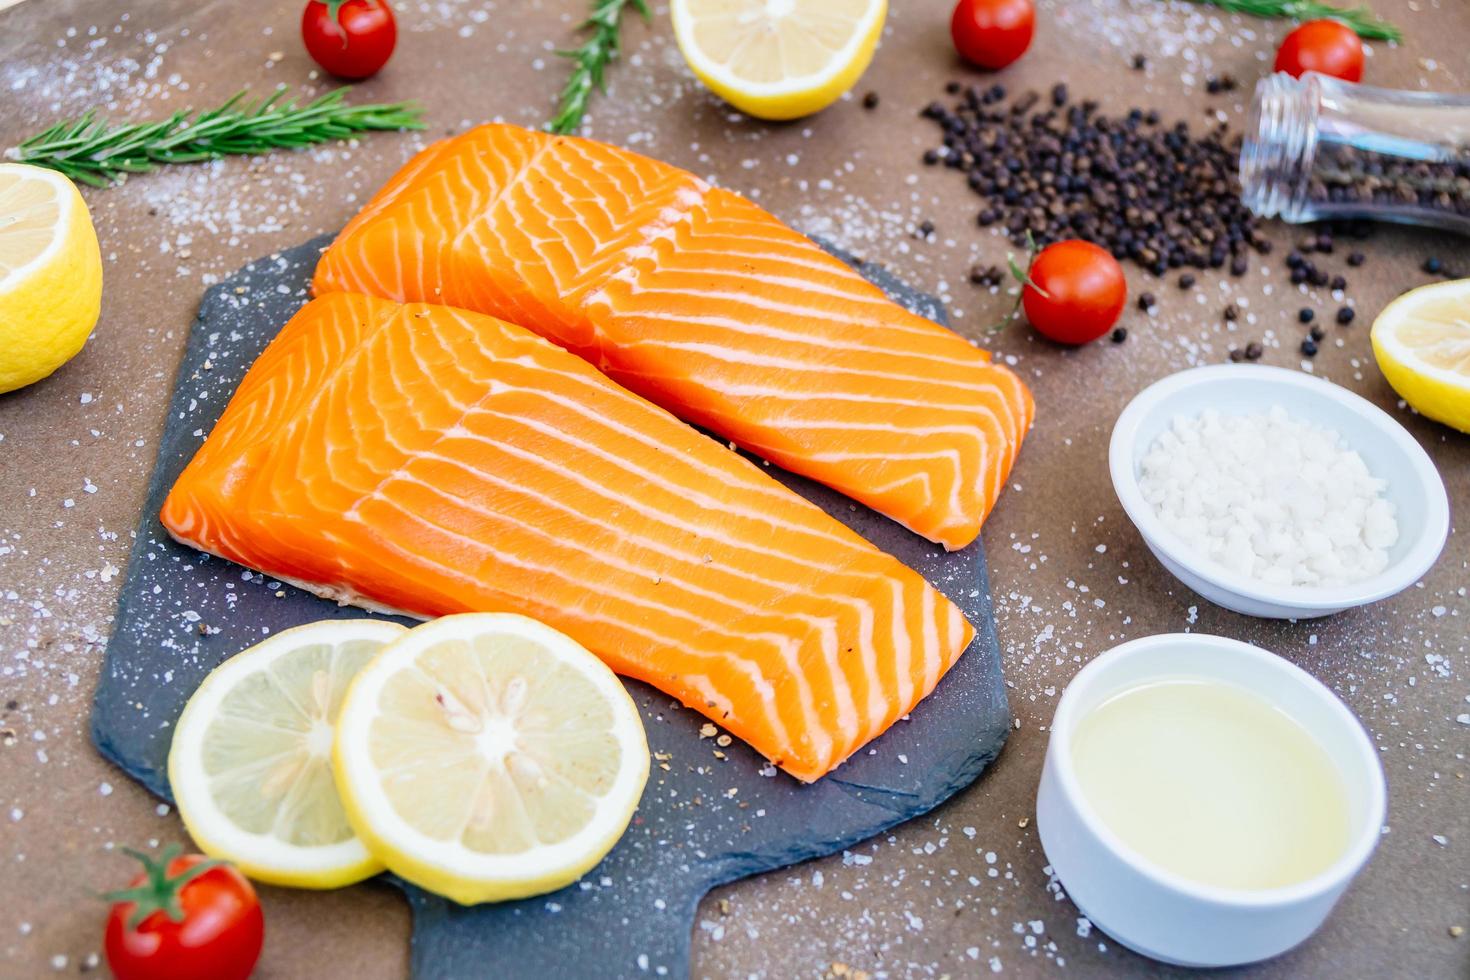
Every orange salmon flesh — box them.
[161,294,977,782]
[313,124,1034,550]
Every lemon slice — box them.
[333,613,649,905]
[168,619,407,888]
[0,163,103,394]
[671,0,887,121]
[1372,279,1470,434]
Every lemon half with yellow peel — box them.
[0,163,103,394]
[168,618,406,888]
[1371,279,1470,434]
[672,0,887,121]
[333,613,649,905]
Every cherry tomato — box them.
[302,0,397,80]
[1021,240,1127,345]
[104,846,264,980]
[1274,19,1364,82]
[950,0,1035,71]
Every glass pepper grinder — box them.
[1239,71,1470,235]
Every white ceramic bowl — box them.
[1036,633,1386,968]
[1109,364,1450,618]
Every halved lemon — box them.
[671,0,888,121]
[168,618,407,888]
[0,163,103,394]
[1372,279,1470,434]
[333,613,649,905]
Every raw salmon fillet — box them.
[313,124,1034,550]
[161,293,976,782]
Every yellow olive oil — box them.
[1070,678,1352,891]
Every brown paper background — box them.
[1,0,1466,976]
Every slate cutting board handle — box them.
[407,883,705,979]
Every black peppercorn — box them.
[1301,339,1318,356]
[916,82,1308,318]
[1298,308,1315,324]
[862,91,880,110]
[1336,307,1355,325]
[1111,327,1128,343]
[1245,341,1264,360]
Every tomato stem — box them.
[323,0,356,24]
[990,231,1048,333]
[102,844,227,932]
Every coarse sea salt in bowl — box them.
[1109,364,1449,619]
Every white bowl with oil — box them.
[1036,633,1386,968]
[1109,364,1450,619]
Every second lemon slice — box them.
[672,0,887,120]
[333,613,650,905]
[1372,278,1470,434]
[0,163,103,394]
[169,618,407,888]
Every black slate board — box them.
[92,235,1010,980]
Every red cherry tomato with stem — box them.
[104,845,264,980]
[1274,19,1364,82]
[302,0,397,80]
[951,0,1035,71]
[1014,239,1127,345]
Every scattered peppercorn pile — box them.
[921,82,1266,278]
[914,81,1463,363]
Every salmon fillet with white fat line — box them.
[160,293,976,782]
[313,124,1034,550]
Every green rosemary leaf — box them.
[549,0,651,136]
[1177,0,1402,41]
[6,87,425,187]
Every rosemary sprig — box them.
[549,0,650,135]
[7,87,425,188]
[1178,0,1401,41]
